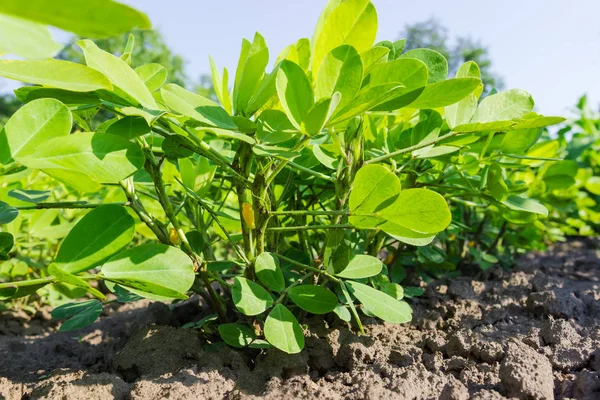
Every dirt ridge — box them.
[1,239,599,399]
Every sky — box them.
[2,0,600,117]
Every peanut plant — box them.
[0,0,568,353]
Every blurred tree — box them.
[401,18,504,92]
[0,93,20,125]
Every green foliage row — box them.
[1,0,597,353]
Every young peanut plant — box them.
[0,0,568,353]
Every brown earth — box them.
[1,238,599,399]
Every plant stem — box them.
[500,153,563,161]
[0,274,97,289]
[273,254,340,283]
[286,161,336,182]
[177,178,250,265]
[269,210,349,216]
[364,131,460,165]
[120,179,170,244]
[273,272,313,305]
[16,202,128,210]
[489,221,508,252]
[266,224,354,232]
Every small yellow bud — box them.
[242,202,256,229]
[169,228,181,245]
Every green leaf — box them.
[78,39,157,109]
[585,176,600,195]
[19,132,145,190]
[379,189,452,235]
[113,285,143,303]
[471,89,534,123]
[445,61,481,128]
[381,283,404,300]
[276,60,314,129]
[233,33,269,115]
[0,232,14,260]
[361,46,389,75]
[335,254,383,279]
[331,83,405,123]
[333,304,351,321]
[249,339,272,349]
[55,204,135,274]
[0,60,112,92]
[255,252,286,292]
[408,78,481,109]
[101,244,195,300]
[403,287,424,298]
[135,63,168,92]
[543,160,578,190]
[160,83,226,127]
[51,300,102,332]
[0,0,151,38]
[14,87,101,106]
[302,94,340,135]
[487,163,508,201]
[345,281,412,323]
[3,98,72,163]
[8,189,51,204]
[288,285,338,314]
[315,45,363,110]
[501,195,548,216]
[218,323,256,348]
[0,201,18,225]
[264,304,304,354]
[0,14,60,58]
[104,116,151,140]
[387,230,436,247]
[48,263,105,300]
[209,57,232,114]
[231,276,273,316]
[162,135,194,159]
[348,164,400,229]
[311,0,377,73]
[256,110,297,144]
[500,129,541,154]
[400,48,448,84]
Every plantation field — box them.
[0,239,598,399]
[1,0,600,399]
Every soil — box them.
[1,238,599,399]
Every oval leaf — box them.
[3,98,72,162]
[336,254,383,279]
[55,204,135,274]
[101,243,195,299]
[218,323,256,348]
[288,285,338,314]
[264,303,304,354]
[255,252,285,292]
[231,276,273,316]
[345,281,412,323]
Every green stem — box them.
[120,179,169,244]
[286,161,336,182]
[16,202,128,210]
[266,224,354,232]
[269,210,348,216]
[0,274,97,289]
[274,272,313,305]
[177,178,250,265]
[273,254,339,283]
[500,153,563,161]
[365,131,460,165]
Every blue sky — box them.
[3,0,600,117]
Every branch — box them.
[364,131,460,165]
